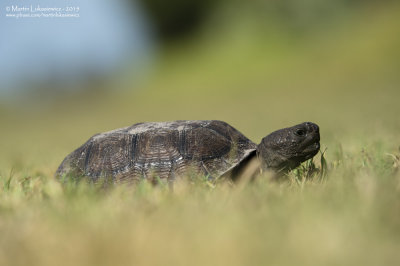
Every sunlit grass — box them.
[0,147,399,266]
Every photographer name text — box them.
[8,5,79,12]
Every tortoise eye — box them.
[295,129,306,136]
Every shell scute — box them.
[56,120,257,183]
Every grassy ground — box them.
[0,151,399,266]
[1,3,400,266]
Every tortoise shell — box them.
[56,120,257,183]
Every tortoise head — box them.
[257,122,320,172]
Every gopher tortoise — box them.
[56,120,320,184]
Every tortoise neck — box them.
[256,144,267,168]
[229,150,259,182]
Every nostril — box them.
[305,123,319,135]
[305,122,318,132]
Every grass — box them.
[1,2,400,265]
[0,148,399,266]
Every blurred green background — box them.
[1,0,399,172]
[1,1,400,266]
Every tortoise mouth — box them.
[284,141,319,170]
[299,133,320,159]
[303,142,320,159]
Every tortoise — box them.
[56,120,320,184]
